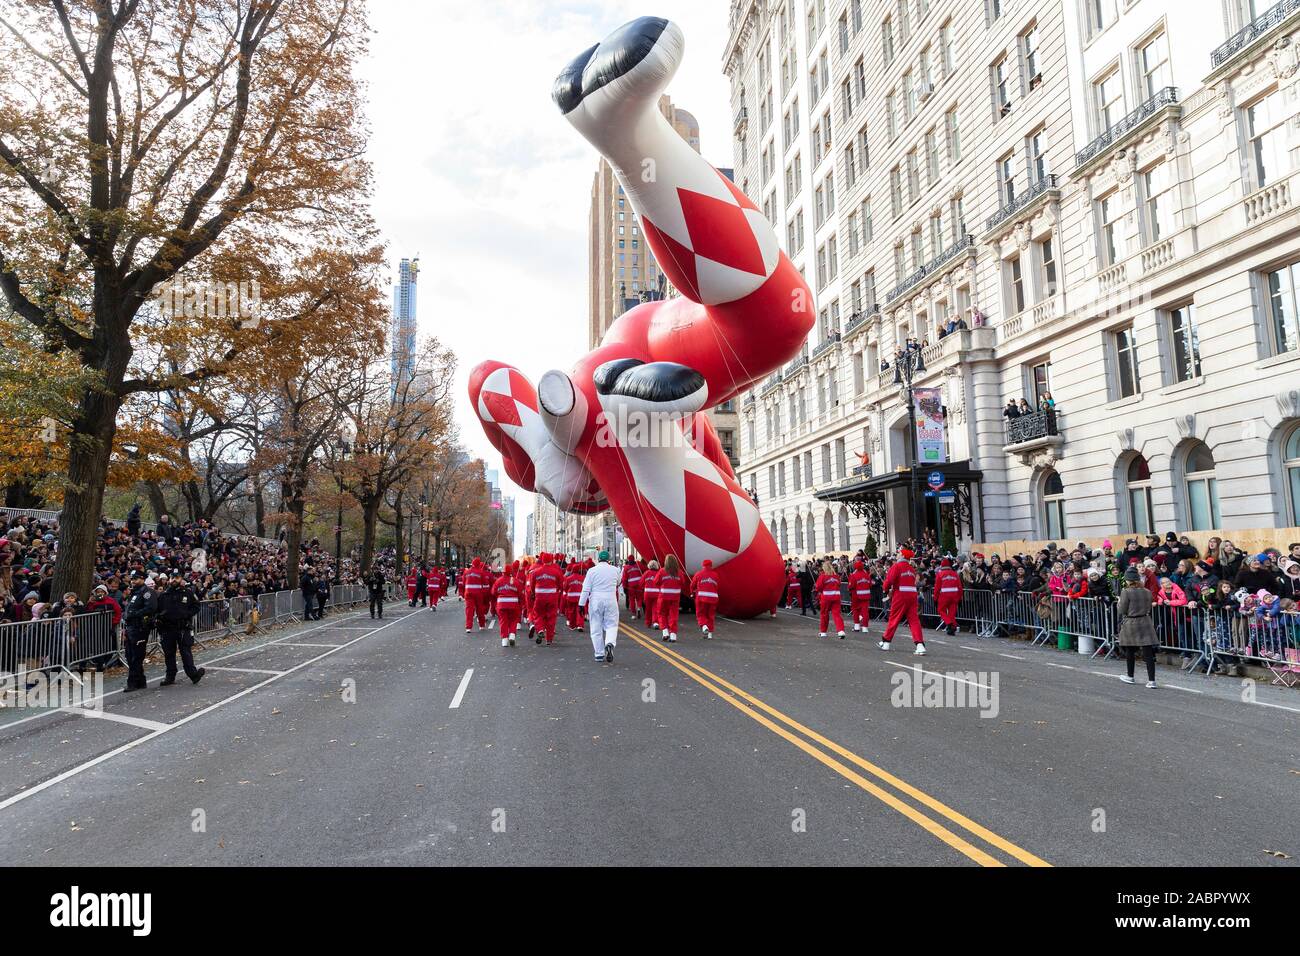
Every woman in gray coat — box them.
[1117,568,1158,687]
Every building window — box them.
[1087,0,1112,38]
[1097,191,1124,266]
[1095,69,1123,134]
[1042,470,1066,539]
[1245,87,1297,190]
[925,128,939,185]
[1113,325,1141,398]
[1168,304,1202,383]
[1038,236,1057,298]
[940,21,954,78]
[949,195,966,243]
[1264,261,1300,355]
[1184,442,1221,531]
[1285,425,1300,525]
[1142,162,1176,245]
[1022,26,1041,91]
[1030,360,1052,407]
[890,166,903,218]
[1126,454,1154,535]
[882,17,895,66]
[1027,127,1048,183]
[1007,255,1026,315]
[993,57,1012,116]
[1138,30,1170,100]
[997,152,1016,204]
[944,107,961,163]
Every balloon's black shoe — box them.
[553,16,670,115]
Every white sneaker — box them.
[914,643,927,656]
[465,628,471,634]
[509,636,516,647]
[1145,680,1157,689]
[877,641,890,651]
[662,629,670,639]
[669,633,677,642]
[837,631,846,639]
[853,624,861,632]
[819,632,827,638]
[501,638,508,648]
[1119,675,1136,684]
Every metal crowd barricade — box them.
[0,610,117,681]
[1149,602,1211,673]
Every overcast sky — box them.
[359,1,732,553]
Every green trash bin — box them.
[1057,628,1071,651]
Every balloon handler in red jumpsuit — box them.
[814,561,846,639]
[878,548,927,656]
[934,558,964,637]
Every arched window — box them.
[1286,425,1300,525]
[807,513,817,553]
[1126,454,1154,534]
[838,506,850,551]
[1042,469,1066,539]
[823,510,834,553]
[779,517,789,554]
[1184,442,1220,530]
[795,514,805,551]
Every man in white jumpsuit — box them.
[579,550,621,664]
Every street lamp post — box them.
[893,348,928,544]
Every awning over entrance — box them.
[815,459,984,543]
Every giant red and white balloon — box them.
[469,17,814,617]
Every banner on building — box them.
[913,387,947,464]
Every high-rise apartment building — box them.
[726,0,1300,553]
[390,256,419,392]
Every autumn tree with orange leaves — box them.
[0,0,384,598]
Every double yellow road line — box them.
[618,623,1049,867]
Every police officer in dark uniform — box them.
[122,571,157,693]
[366,567,387,619]
[156,574,206,686]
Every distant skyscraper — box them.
[390,257,419,393]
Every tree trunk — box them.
[283,481,305,591]
[52,388,122,599]
[392,490,403,566]
[144,480,168,524]
[360,497,380,574]
[253,477,266,538]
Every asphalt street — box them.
[0,598,1296,866]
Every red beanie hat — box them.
[702,559,713,568]
[900,548,915,560]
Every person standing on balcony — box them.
[1003,400,1021,422]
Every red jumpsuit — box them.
[461,564,489,630]
[656,571,683,638]
[784,571,801,609]
[642,569,662,628]
[847,567,873,629]
[405,571,418,604]
[426,567,443,608]
[529,562,562,644]
[934,566,963,632]
[691,564,721,634]
[563,570,586,628]
[815,572,845,635]
[492,575,522,642]
[882,559,924,644]
[621,562,643,616]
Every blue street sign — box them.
[939,490,955,503]
[927,471,945,490]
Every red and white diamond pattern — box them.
[613,418,759,569]
[630,167,779,307]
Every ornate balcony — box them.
[985,175,1058,232]
[1004,408,1063,465]
[1075,88,1179,170]
[811,330,841,358]
[886,234,975,304]
[733,105,749,136]
[1212,0,1300,71]
[844,305,879,337]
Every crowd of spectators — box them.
[0,508,395,640]
[777,531,1300,661]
